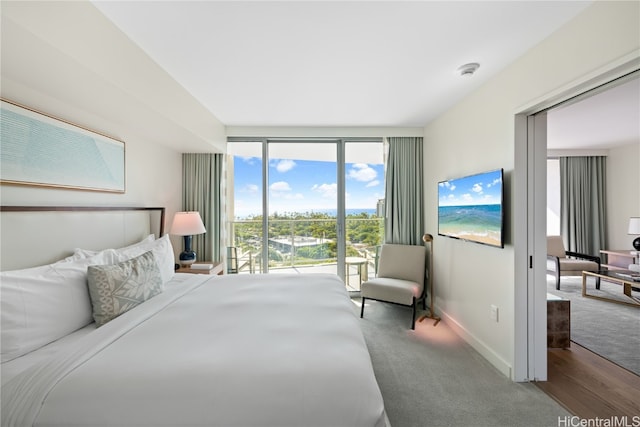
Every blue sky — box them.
[438,169,503,207]
[234,156,384,218]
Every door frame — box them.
[513,53,640,382]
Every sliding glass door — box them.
[344,142,385,290]
[227,138,384,289]
[268,142,338,275]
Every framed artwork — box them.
[0,99,125,193]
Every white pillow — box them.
[0,250,120,362]
[59,234,156,263]
[115,234,175,285]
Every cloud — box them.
[240,184,259,194]
[240,156,259,166]
[269,181,304,200]
[311,183,337,198]
[348,163,377,182]
[440,181,456,191]
[274,159,296,173]
[365,180,380,188]
[270,181,303,200]
[487,177,502,188]
[462,193,474,202]
[472,183,483,194]
[270,181,291,192]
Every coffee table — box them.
[582,270,640,307]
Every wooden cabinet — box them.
[547,293,570,349]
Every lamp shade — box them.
[170,212,206,236]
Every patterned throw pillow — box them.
[87,250,163,327]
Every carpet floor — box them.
[546,275,640,376]
[354,299,571,427]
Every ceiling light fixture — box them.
[457,63,480,77]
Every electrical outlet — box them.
[490,305,499,322]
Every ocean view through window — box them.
[227,139,385,288]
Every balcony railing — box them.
[228,217,384,276]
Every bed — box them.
[1,206,388,427]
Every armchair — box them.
[547,235,601,290]
[360,243,427,329]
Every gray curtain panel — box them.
[560,156,607,255]
[384,137,424,245]
[182,153,224,262]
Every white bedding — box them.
[2,273,387,427]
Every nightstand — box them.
[176,261,224,275]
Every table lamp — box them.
[628,217,640,251]
[170,211,206,267]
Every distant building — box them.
[376,199,385,217]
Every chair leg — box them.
[360,297,366,318]
[596,277,600,290]
[411,297,416,330]
[555,272,560,290]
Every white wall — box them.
[607,142,640,249]
[0,1,227,257]
[0,1,226,154]
[423,1,640,378]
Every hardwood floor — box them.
[536,342,640,419]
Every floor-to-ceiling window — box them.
[344,141,385,290]
[268,142,338,275]
[227,138,385,290]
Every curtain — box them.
[384,137,424,245]
[560,156,607,255]
[182,153,225,262]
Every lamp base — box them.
[179,250,196,267]
[633,237,640,251]
[180,235,196,267]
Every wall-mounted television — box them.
[438,168,504,248]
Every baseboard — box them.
[438,308,513,380]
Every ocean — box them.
[314,208,378,217]
[236,208,378,220]
[438,204,502,246]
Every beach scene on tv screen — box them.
[438,169,503,247]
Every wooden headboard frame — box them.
[0,206,165,271]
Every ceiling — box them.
[92,1,593,127]
[90,1,638,151]
[547,76,640,150]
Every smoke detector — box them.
[457,63,480,77]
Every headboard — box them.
[0,206,165,271]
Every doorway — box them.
[515,63,640,382]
